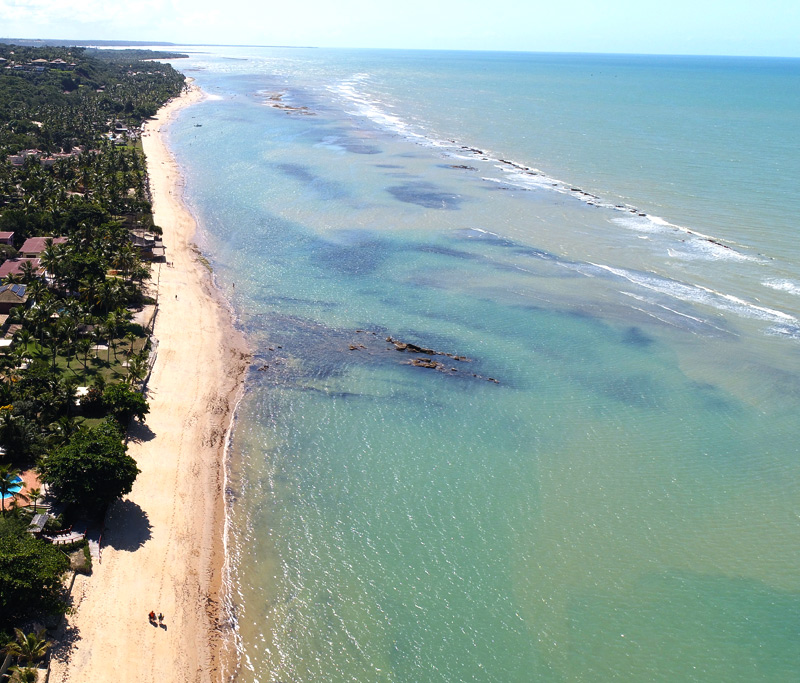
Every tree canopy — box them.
[103,382,150,425]
[39,419,139,512]
[0,532,70,630]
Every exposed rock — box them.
[385,336,472,362]
[409,357,443,369]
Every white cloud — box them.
[0,0,181,37]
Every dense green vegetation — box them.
[0,45,185,153]
[0,517,70,627]
[39,419,139,513]
[0,45,185,636]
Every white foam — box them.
[328,75,428,142]
[613,215,758,262]
[763,279,800,296]
[588,262,798,327]
[668,238,759,262]
[620,291,730,334]
[768,324,800,340]
[328,74,764,271]
[464,227,503,239]
[612,214,665,234]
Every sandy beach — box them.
[49,85,248,683]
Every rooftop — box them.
[19,236,68,255]
[0,283,27,302]
[0,257,41,278]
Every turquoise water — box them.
[163,49,800,682]
[1,475,22,500]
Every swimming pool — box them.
[1,475,23,500]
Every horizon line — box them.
[0,38,798,60]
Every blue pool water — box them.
[2,475,22,500]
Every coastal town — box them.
[0,44,239,682]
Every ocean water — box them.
[162,48,800,682]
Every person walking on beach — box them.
[158,613,164,625]
[148,610,156,624]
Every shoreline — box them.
[49,85,249,683]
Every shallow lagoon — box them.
[167,48,800,682]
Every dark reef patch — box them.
[387,182,462,209]
[412,244,479,260]
[340,140,382,155]
[276,163,349,200]
[276,162,317,184]
[592,373,665,410]
[622,326,654,347]
[308,231,393,277]
[248,316,501,390]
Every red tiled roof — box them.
[0,258,41,278]
[19,236,68,254]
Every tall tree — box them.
[3,628,51,666]
[0,533,70,629]
[38,420,139,513]
[0,463,20,516]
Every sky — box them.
[0,0,799,57]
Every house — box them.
[7,149,41,166]
[0,258,42,279]
[0,232,14,246]
[19,236,68,258]
[0,283,27,314]
[130,231,165,261]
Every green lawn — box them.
[13,335,149,387]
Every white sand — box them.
[49,86,248,683]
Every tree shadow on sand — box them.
[127,420,156,444]
[48,623,81,665]
[103,499,152,551]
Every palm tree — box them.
[19,259,38,285]
[31,300,54,347]
[126,353,148,386]
[49,414,78,446]
[3,627,52,666]
[105,310,121,361]
[24,277,46,302]
[27,486,42,513]
[41,324,62,373]
[9,666,38,683]
[40,240,62,289]
[12,326,33,350]
[0,463,21,516]
[91,323,108,363]
[8,303,35,332]
[58,316,77,369]
[124,331,137,360]
[76,337,93,369]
